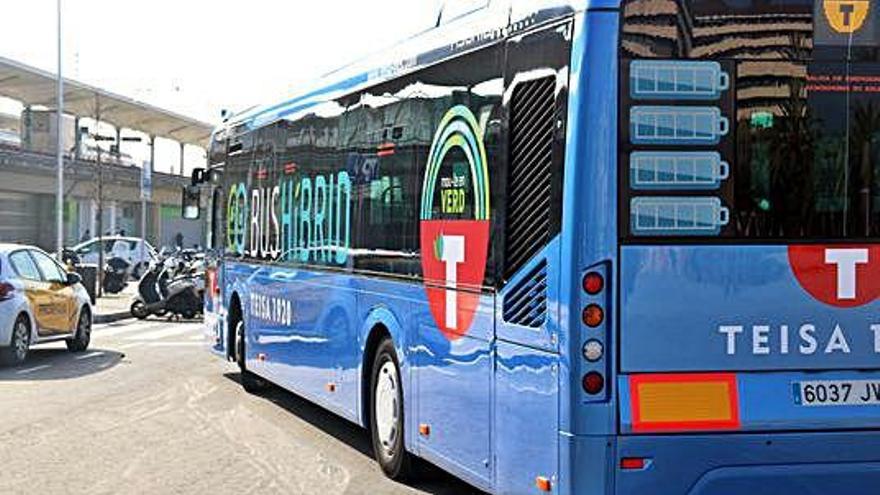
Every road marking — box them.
[16,365,51,375]
[75,351,105,360]
[94,321,167,337]
[118,343,142,350]
[188,335,203,341]
[147,342,204,347]
[126,325,201,341]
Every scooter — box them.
[130,254,203,320]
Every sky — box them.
[0,0,439,172]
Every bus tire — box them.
[234,320,268,394]
[369,337,415,480]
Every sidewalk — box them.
[94,283,137,324]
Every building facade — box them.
[0,146,203,251]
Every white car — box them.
[0,244,93,366]
[72,236,157,278]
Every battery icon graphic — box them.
[630,151,730,191]
[630,197,730,236]
[630,60,730,101]
[630,106,730,146]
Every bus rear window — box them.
[620,0,880,241]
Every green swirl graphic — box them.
[420,105,490,221]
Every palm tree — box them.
[767,74,818,237]
[851,100,880,236]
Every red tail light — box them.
[582,372,605,395]
[621,458,646,470]
[207,269,220,296]
[0,281,15,301]
[583,272,604,295]
[582,304,604,327]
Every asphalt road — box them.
[0,319,481,495]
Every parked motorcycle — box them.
[60,248,81,267]
[103,257,130,295]
[130,250,203,320]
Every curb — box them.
[95,312,132,324]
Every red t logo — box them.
[789,245,880,308]
[825,249,869,300]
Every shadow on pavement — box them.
[223,372,485,495]
[0,348,125,381]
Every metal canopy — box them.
[0,55,212,147]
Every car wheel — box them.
[235,320,268,393]
[130,301,149,320]
[66,308,91,353]
[370,337,415,480]
[0,316,30,366]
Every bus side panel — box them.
[494,341,559,495]
[355,279,420,439]
[247,267,360,421]
[221,260,260,357]
[411,293,494,491]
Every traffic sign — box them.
[141,161,152,201]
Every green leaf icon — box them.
[433,236,443,260]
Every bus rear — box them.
[615,0,880,492]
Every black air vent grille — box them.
[505,76,557,279]
[502,260,548,328]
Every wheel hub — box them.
[79,312,91,341]
[375,361,399,455]
[13,321,28,360]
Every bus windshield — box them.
[621,0,880,241]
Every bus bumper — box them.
[610,430,880,495]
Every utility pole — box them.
[95,94,104,298]
[141,137,155,270]
[55,0,64,258]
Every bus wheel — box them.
[234,320,268,394]
[370,337,415,480]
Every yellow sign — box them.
[824,0,871,34]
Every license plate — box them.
[794,380,880,407]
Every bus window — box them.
[209,186,224,251]
[620,0,880,241]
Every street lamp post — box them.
[93,94,105,297]
[55,0,64,259]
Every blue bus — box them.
[184,1,880,493]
